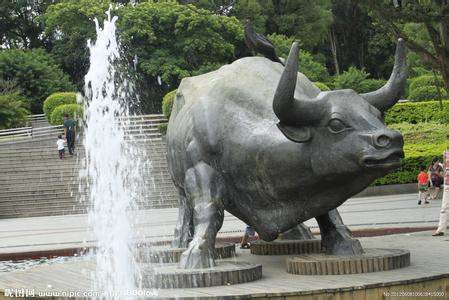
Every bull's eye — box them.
[327,118,346,133]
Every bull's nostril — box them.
[376,134,391,147]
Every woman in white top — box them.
[433,150,449,236]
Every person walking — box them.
[56,134,65,159]
[417,165,430,205]
[63,114,76,155]
[432,150,449,236]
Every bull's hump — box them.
[177,57,319,112]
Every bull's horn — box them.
[273,42,315,125]
[361,38,408,111]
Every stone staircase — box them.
[0,114,178,219]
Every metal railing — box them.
[0,114,168,143]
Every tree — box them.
[0,93,30,129]
[325,0,396,78]
[0,0,55,49]
[43,0,110,86]
[267,33,329,82]
[0,48,74,113]
[364,0,449,91]
[189,0,333,50]
[45,1,244,112]
[119,2,244,111]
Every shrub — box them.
[50,103,83,125]
[313,82,330,91]
[267,33,329,82]
[43,92,77,121]
[162,89,176,119]
[409,75,444,92]
[299,51,329,82]
[333,67,369,92]
[373,122,449,185]
[385,100,449,124]
[158,123,168,135]
[0,49,74,113]
[0,94,30,129]
[358,79,387,93]
[408,85,446,102]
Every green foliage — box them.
[0,79,20,95]
[268,33,329,82]
[196,0,333,50]
[373,122,449,185]
[333,67,369,92]
[409,75,444,92]
[313,82,330,91]
[43,92,77,122]
[0,0,54,48]
[0,48,74,113]
[0,93,30,129]
[50,103,83,126]
[162,90,177,119]
[158,123,168,136]
[43,0,110,85]
[364,1,449,91]
[385,100,449,124]
[409,86,446,102]
[357,79,387,93]
[259,0,333,50]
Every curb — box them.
[0,226,438,262]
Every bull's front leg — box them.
[172,188,193,248]
[179,161,225,269]
[316,209,363,255]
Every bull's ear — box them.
[277,123,312,143]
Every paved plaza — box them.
[0,193,443,255]
[0,231,447,298]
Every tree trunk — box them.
[329,28,340,75]
[440,58,449,94]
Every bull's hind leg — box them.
[281,223,315,240]
[316,209,363,255]
[172,188,193,248]
[179,161,225,269]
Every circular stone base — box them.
[138,243,235,263]
[287,248,410,275]
[143,261,262,288]
[250,239,321,255]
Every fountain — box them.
[81,8,147,297]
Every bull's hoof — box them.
[323,238,364,255]
[179,246,215,269]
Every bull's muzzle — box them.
[361,129,404,168]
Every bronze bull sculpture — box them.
[166,39,407,268]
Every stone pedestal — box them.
[142,261,262,288]
[287,248,410,275]
[250,239,321,255]
[137,243,235,264]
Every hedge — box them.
[162,89,176,119]
[409,85,447,102]
[313,82,330,91]
[385,100,449,124]
[50,103,83,126]
[409,75,444,92]
[43,92,77,121]
[373,122,449,185]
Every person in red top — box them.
[417,165,430,205]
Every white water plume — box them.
[81,8,148,298]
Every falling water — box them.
[81,8,146,298]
